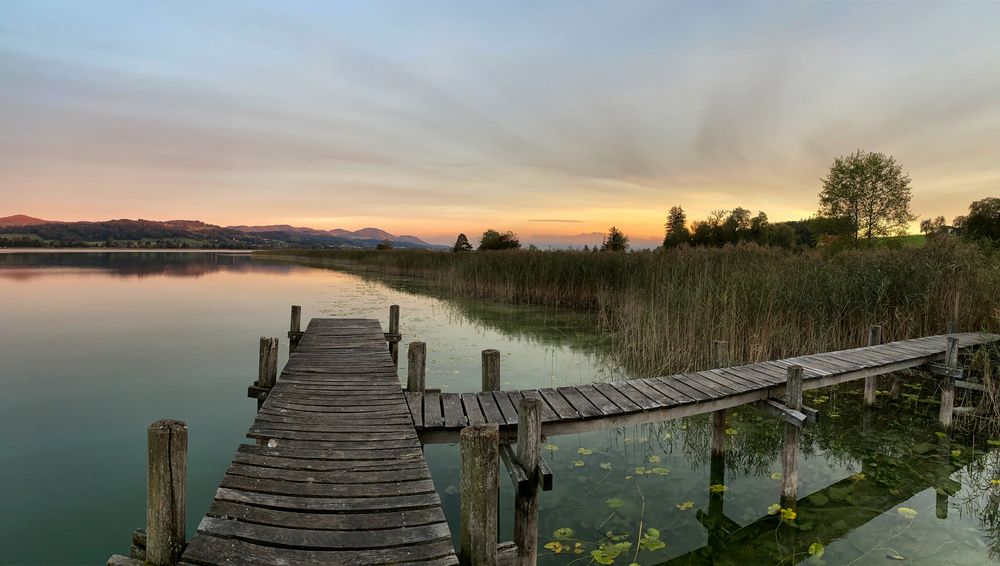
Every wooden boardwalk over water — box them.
[406,332,999,441]
[180,318,459,566]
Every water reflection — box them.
[0,251,301,280]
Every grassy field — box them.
[261,239,1000,380]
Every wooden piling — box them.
[938,336,959,429]
[288,306,302,354]
[389,305,400,369]
[781,365,803,508]
[711,341,728,457]
[460,424,500,566]
[514,398,542,566]
[482,349,501,392]
[257,337,278,410]
[407,341,426,392]
[147,420,187,566]
[863,325,882,406]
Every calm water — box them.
[2,251,999,565]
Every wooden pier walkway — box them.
[180,318,459,566]
[406,332,999,441]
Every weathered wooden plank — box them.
[442,393,468,428]
[477,391,506,425]
[538,388,579,420]
[461,392,486,426]
[493,391,520,425]
[612,381,661,410]
[213,487,443,512]
[577,384,622,415]
[183,533,459,566]
[520,389,558,422]
[558,387,603,418]
[405,391,423,429]
[423,390,445,429]
[206,500,445,531]
[593,382,642,412]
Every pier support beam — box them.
[781,365,803,509]
[482,349,501,392]
[288,305,303,354]
[255,337,278,410]
[710,340,728,457]
[147,420,187,566]
[388,305,400,369]
[407,341,426,392]
[460,424,500,566]
[938,336,960,430]
[863,325,881,406]
[513,398,541,566]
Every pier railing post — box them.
[256,337,279,410]
[938,336,960,430]
[460,424,500,566]
[514,398,541,566]
[482,349,501,392]
[863,325,882,406]
[388,305,400,369]
[288,305,303,354]
[781,365,803,509]
[147,420,187,566]
[407,341,426,392]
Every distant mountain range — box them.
[0,215,441,249]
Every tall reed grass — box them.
[261,238,1000,377]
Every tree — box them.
[819,150,916,244]
[452,233,473,252]
[919,216,949,237]
[479,229,520,250]
[722,207,752,243]
[663,206,690,248]
[600,226,629,252]
[961,197,1000,243]
[376,239,394,250]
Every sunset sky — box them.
[2,1,999,245]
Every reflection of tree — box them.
[956,451,1000,559]
[0,252,307,280]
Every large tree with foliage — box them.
[478,229,520,250]
[960,197,1000,243]
[452,233,473,252]
[663,206,690,248]
[818,150,916,244]
[600,226,629,252]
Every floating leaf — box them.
[725,428,736,436]
[951,449,962,458]
[578,447,593,456]
[779,508,797,521]
[572,459,585,467]
[647,455,662,464]
[635,466,648,475]
[553,527,575,539]
[990,479,1000,486]
[988,439,1000,446]
[935,431,947,439]
[544,444,559,452]
[599,462,613,470]
[606,497,626,509]
[770,472,783,481]
[662,432,673,440]
[897,507,918,520]
[650,467,670,475]
[544,541,564,554]
[638,528,666,552]
[767,503,781,515]
[850,472,866,482]
[709,483,727,494]
[591,541,632,565]
[808,542,825,558]
[676,500,694,511]
[887,552,905,561]
[624,475,634,480]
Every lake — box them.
[2,251,998,565]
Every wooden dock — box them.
[109,309,1000,566]
[181,318,458,566]
[405,332,999,442]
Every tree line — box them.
[449,150,999,253]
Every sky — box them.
[2,1,999,246]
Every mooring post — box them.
[781,365,803,509]
[863,325,882,406]
[407,341,426,392]
[256,337,278,410]
[460,424,500,566]
[514,397,542,566]
[710,341,728,457]
[147,420,187,566]
[938,336,960,430]
[288,305,303,354]
[388,305,400,369]
[482,349,501,392]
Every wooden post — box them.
[711,341,727,457]
[482,349,501,392]
[407,341,426,392]
[460,424,500,566]
[388,305,400,369]
[288,305,302,354]
[781,365,803,508]
[863,325,881,406]
[257,337,278,410]
[147,420,187,566]
[514,398,541,566]
[938,336,959,430]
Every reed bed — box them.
[261,238,1000,377]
